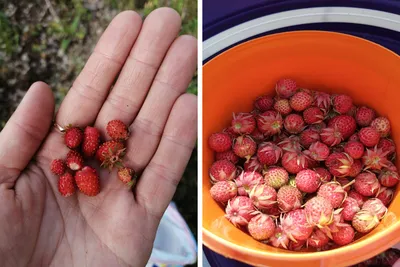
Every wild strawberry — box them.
[303,107,324,125]
[257,142,282,165]
[309,121,327,133]
[209,160,236,183]
[244,156,263,173]
[249,184,277,210]
[320,126,343,147]
[51,159,66,175]
[342,197,360,221]
[208,132,232,152]
[355,106,376,127]
[96,140,126,170]
[117,167,136,188]
[235,171,263,196]
[290,91,313,111]
[328,115,357,139]
[304,196,334,228]
[359,127,380,147]
[225,196,256,226]
[277,185,302,212]
[106,120,129,141]
[284,114,305,134]
[325,152,353,177]
[231,113,256,135]
[348,133,359,142]
[276,78,297,99]
[313,91,331,114]
[348,190,368,207]
[210,181,237,203]
[278,135,302,152]
[256,110,283,136]
[352,210,380,233]
[371,117,391,137]
[281,151,309,174]
[233,135,257,159]
[64,127,83,149]
[354,172,380,197]
[264,167,289,189]
[272,131,289,144]
[314,167,332,182]
[307,229,329,248]
[317,181,346,208]
[82,126,100,157]
[264,203,281,217]
[377,187,394,206]
[304,141,330,161]
[269,226,290,249]
[254,95,274,111]
[215,150,239,164]
[250,127,264,142]
[299,128,320,148]
[332,224,355,246]
[281,209,313,242]
[58,172,76,197]
[344,141,364,159]
[273,99,292,115]
[379,168,399,187]
[222,127,239,139]
[75,166,100,196]
[333,94,353,114]
[295,169,320,193]
[377,138,396,157]
[66,150,84,171]
[362,198,387,219]
[348,159,363,178]
[362,147,390,170]
[248,213,275,241]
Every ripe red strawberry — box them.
[362,198,387,219]
[273,99,292,115]
[344,141,364,159]
[355,106,376,127]
[278,135,302,152]
[215,150,239,164]
[295,169,320,193]
[248,213,276,241]
[82,126,100,157]
[254,95,274,111]
[233,135,257,159]
[269,226,290,249]
[231,113,256,134]
[354,172,380,197]
[235,171,263,196]
[64,127,83,149]
[75,166,100,196]
[210,181,237,203]
[320,126,343,147]
[304,196,334,228]
[342,197,360,221]
[314,167,332,182]
[208,132,232,152]
[377,138,396,157]
[264,167,289,189]
[256,110,283,135]
[225,196,256,226]
[307,229,329,248]
[359,127,380,147]
[96,140,126,170]
[371,117,391,137]
[299,128,320,148]
[281,151,309,174]
[284,114,305,134]
[304,141,330,161]
[51,159,66,175]
[244,156,263,173]
[332,224,355,246]
[209,159,236,183]
[347,159,363,177]
[257,142,282,165]
[348,133,359,142]
[348,190,368,207]
[317,181,346,208]
[117,167,136,188]
[325,152,353,177]
[66,150,84,171]
[379,168,399,187]
[303,107,324,124]
[333,94,353,114]
[58,172,76,197]
[281,209,313,242]
[249,184,277,210]
[352,210,380,233]
[328,115,357,139]
[362,147,390,171]
[277,185,302,212]
[313,91,331,114]
[106,119,129,140]
[377,187,394,206]
[275,78,297,99]
[290,91,313,112]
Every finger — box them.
[0,82,54,186]
[95,8,182,128]
[135,94,197,218]
[55,11,142,127]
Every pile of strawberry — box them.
[208,78,398,250]
[50,120,136,197]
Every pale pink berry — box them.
[209,160,237,183]
[362,198,387,219]
[269,226,290,249]
[277,185,302,212]
[248,213,276,241]
[295,169,320,193]
[235,171,263,196]
[210,181,237,203]
[341,197,360,221]
[354,172,380,197]
[304,196,334,227]
[244,156,264,173]
[281,209,313,242]
[249,184,277,210]
[233,135,257,159]
[317,181,346,208]
[225,196,256,227]
[273,99,292,115]
[264,167,289,189]
[377,187,394,206]
[371,117,391,137]
[352,210,380,233]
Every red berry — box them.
[208,132,232,152]
[328,115,357,139]
[333,94,353,114]
[354,172,380,197]
[209,160,236,183]
[303,107,324,125]
[332,224,355,246]
[64,127,83,149]
[290,91,313,112]
[66,150,84,171]
[257,142,282,165]
[342,197,360,221]
[379,169,399,187]
[117,167,136,188]
[248,213,276,241]
[215,150,239,164]
[281,151,309,174]
[275,78,297,99]
[359,127,380,147]
[307,229,329,248]
[277,185,302,212]
[256,110,283,136]
[225,196,256,227]
[58,172,76,197]
[210,181,237,203]
[96,140,126,170]
[106,119,129,140]
[355,106,376,127]
[231,113,256,135]
[233,135,257,159]
[299,129,320,148]
[50,159,66,175]
[377,187,394,206]
[273,99,292,115]
[295,169,320,193]
[75,166,100,196]
[254,95,274,111]
[314,167,332,182]
[344,141,364,159]
[244,156,263,173]
[82,126,100,157]
[284,114,305,134]
[317,181,346,208]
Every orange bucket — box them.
[203,31,400,267]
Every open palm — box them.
[0,8,197,267]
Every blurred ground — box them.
[0,0,197,261]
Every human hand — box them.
[0,8,197,267]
